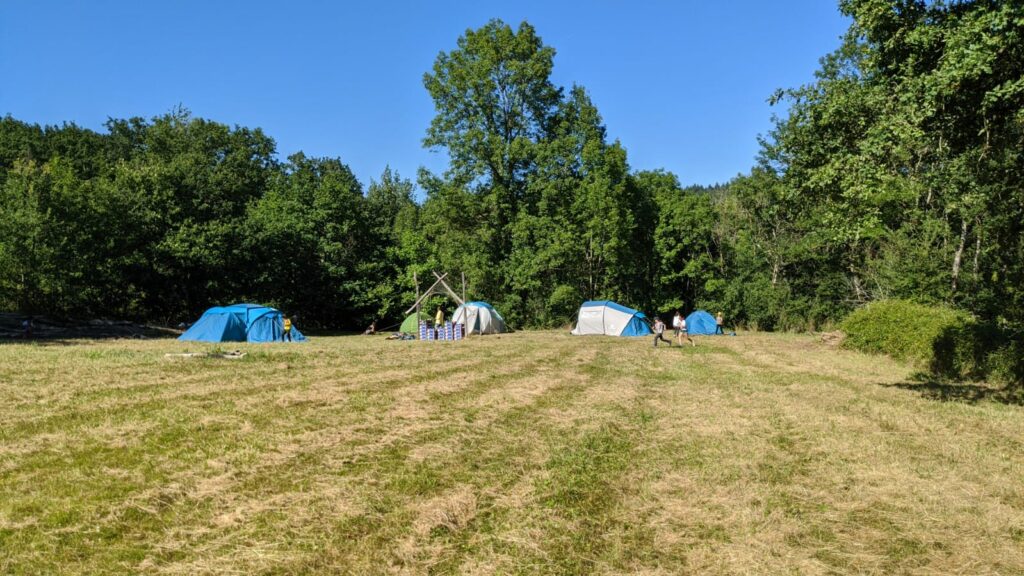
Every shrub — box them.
[987,339,1024,387]
[547,285,581,326]
[840,299,993,380]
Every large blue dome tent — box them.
[570,301,652,337]
[685,310,718,336]
[179,304,306,343]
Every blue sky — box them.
[0,1,849,189]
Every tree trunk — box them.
[586,236,595,299]
[972,221,981,277]
[850,273,867,303]
[951,219,968,294]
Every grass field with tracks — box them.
[1,331,1022,575]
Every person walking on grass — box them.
[672,311,683,344]
[282,316,293,342]
[653,317,672,347]
[716,311,725,335]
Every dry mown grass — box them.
[1,331,1022,575]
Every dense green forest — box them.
[1,0,1021,335]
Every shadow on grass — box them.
[0,333,179,346]
[300,329,362,337]
[881,373,1024,406]
[0,338,82,347]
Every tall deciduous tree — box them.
[756,0,1024,326]
[423,19,562,271]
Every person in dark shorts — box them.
[282,316,293,342]
[652,317,672,347]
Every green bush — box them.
[987,339,1024,386]
[840,299,994,380]
[547,285,581,327]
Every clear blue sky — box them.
[0,1,849,189]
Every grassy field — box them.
[1,331,1022,575]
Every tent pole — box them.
[406,273,450,315]
[462,272,466,304]
[414,271,420,322]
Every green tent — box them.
[400,313,422,333]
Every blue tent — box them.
[685,310,718,335]
[179,304,306,343]
[571,301,652,337]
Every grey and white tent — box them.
[570,300,652,337]
[452,301,507,335]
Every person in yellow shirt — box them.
[435,307,444,330]
[282,316,293,342]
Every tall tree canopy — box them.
[420,20,662,324]
[0,112,398,328]
[2,4,1022,340]
[745,0,1024,328]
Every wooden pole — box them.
[461,272,466,304]
[406,273,451,314]
[414,271,420,323]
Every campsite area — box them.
[2,331,1022,575]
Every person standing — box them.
[282,316,293,342]
[672,311,683,345]
[435,307,444,339]
[716,311,725,335]
[653,317,672,347]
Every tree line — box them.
[2,1,1021,333]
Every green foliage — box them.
[686,0,1024,336]
[423,18,561,274]
[985,340,1024,387]
[245,152,376,327]
[751,0,1024,330]
[642,170,724,316]
[0,111,390,328]
[840,299,997,380]
[422,22,658,326]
